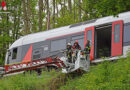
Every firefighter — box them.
[66,43,73,63]
[84,40,91,60]
[72,40,81,61]
[84,40,91,54]
[73,40,81,50]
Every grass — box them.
[0,52,130,90]
[0,70,63,90]
[59,54,130,90]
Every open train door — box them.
[111,20,123,56]
[85,26,95,61]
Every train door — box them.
[111,20,123,56]
[95,24,112,59]
[84,27,95,61]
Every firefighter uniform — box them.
[84,43,91,54]
[66,43,73,63]
[73,40,81,50]
[84,40,91,60]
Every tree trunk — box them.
[22,0,29,34]
[16,3,22,40]
[46,0,50,30]
[68,0,72,14]
[38,0,43,31]
[27,0,31,32]
[74,0,76,21]
[56,0,59,18]
[63,0,65,16]
[60,0,63,17]
[53,0,55,28]
[78,0,81,21]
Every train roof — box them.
[9,11,130,49]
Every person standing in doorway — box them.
[84,40,91,60]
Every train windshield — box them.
[5,50,10,64]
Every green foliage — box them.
[60,56,130,90]
[55,12,79,28]
[94,0,130,16]
[0,70,61,90]
[81,0,130,17]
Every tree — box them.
[0,0,23,64]
[78,0,81,21]
[94,0,130,16]
[22,0,30,34]
[46,0,50,30]
[68,0,72,14]
[52,0,56,28]
[38,0,43,31]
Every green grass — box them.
[0,70,62,90]
[59,55,130,90]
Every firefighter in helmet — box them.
[73,40,81,50]
[66,43,73,63]
[84,40,91,54]
[84,40,91,60]
[72,40,81,61]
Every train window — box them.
[114,24,120,43]
[12,48,17,59]
[72,35,84,40]
[6,50,10,64]
[87,30,92,45]
[33,54,41,60]
[43,45,48,51]
[124,24,130,42]
[32,48,42,60]
[8,50,11,56]
[51,39,66,52]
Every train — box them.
[1,11,130,75]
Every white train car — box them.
[4,11,130,72]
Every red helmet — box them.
[75,40,78,43]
